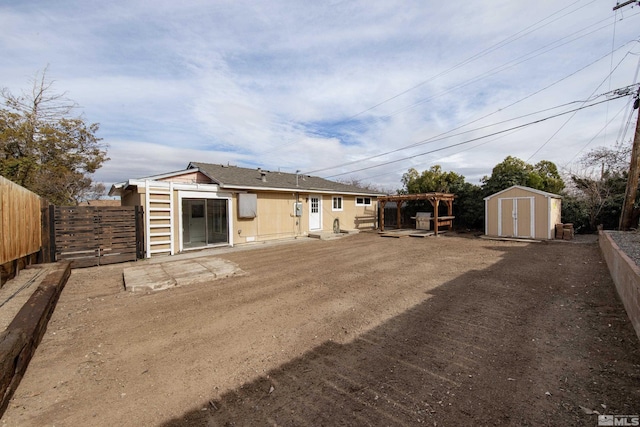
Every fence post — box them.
[38,200,53,263]
[135,205,144,260]
[49,205,56,262]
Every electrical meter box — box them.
[294,202,303,217]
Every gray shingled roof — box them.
[189,162,385,195]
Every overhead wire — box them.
[561,100,631,169]
[258,1,606,161]
[321,94,630,179]
[602,5,620,159]
[357,127,526,185]
[343,0,595,121]
[301,30,640,176]
[379,13,638,123]
[258,4,639,184]
[562,52,640,167]
[526,49,637,162]
[304,74,639,176]
[335,11,635,139]
[615,53,640,144]
[304,100,584,175]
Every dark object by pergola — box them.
[378,193,455,235]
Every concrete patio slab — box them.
[123,257,246,292]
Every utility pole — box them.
[619,88,640,230]
[614,1,640,229]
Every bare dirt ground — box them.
[2,232,639,426]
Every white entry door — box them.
[309,196,321,230]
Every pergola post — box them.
[432,198,440,236]
[377,193,456,235]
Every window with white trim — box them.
[332,196,343,211]
[356,196,372,206]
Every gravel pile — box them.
[608,231,640,268]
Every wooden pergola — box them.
[378,193,455,235]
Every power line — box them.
[341,11,635,135]
[302,36,640,177]
[343,0,594,122]
[616,53,640,143]
[378,14,637,124]
[304,83,636,176]
[526,49,638,162]
[256,6,640,180]
[358,127,527,185]
[562,52,640,169]
[561,100,631,169]
[303,101,580,175]
[260,3,616,162]
[321,93,632,179]
[613,1,640,12]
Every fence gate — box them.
[53,206,143,268]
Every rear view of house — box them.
[109,162,383,257]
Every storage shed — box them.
[484,185,562,240]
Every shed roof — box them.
[483,185,562,201]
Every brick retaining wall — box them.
[599,231,640,342]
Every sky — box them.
[1,0,640,193]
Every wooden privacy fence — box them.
[53,206,143,268]
[0,176,44,266]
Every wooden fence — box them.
[53,206,142,268]
[0,176,43,266]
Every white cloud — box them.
[1,0,638,192]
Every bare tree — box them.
[0,68,109,205]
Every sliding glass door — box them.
[182,198,228,248]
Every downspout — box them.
[296,192,301,237]
[145,180,151,258]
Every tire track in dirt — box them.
[160,238,639,427]
[4,234,639,426]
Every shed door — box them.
[499,199,515,237]
[499,197,534,238]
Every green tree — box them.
[533,160,565,194]
[400,165,466,194]
[0,69,108,205]
[481,156,564,195]
[400,165,484,229]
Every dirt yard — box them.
[2,232,639,426]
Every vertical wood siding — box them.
[0,176,42,265]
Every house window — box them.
[356,197,372,206]
[332,196,343,211]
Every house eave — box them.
[109,179,222,196]
[219,183,382,196]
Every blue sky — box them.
[1,0,639,192]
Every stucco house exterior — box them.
[484,185,562,240]
[109,162,384,257]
